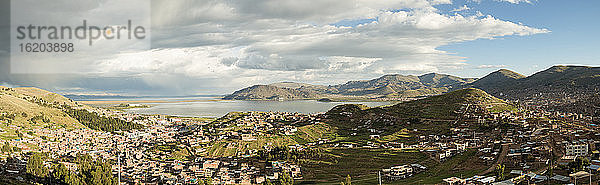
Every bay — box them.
[124,99,393,117]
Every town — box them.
[1,89,599,185]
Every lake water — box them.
[123,98,393,117]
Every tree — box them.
[92,160,116,185]
[569,157,590,172]
[26,152,49,178]
[65,172,84,185]
[198,178,213,185]
[62,107,143,132]
[263,179,273,185]
[51,163,70,183]
[340,175,351,185]
[548,159,554,177]
[495,164,505,180]
[1,142,11,153]
[74,153,116,185]
[279,172,294,185]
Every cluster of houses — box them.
[2,86,600,184]
[381,163,427,181]
[440,103,600,185]
[1,108,312,184]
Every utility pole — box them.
[115,140,121,185]
[118,151,121,185]
[378,171,382,185]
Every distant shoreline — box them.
[77,98,224,105]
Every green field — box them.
[298,148,485,185]
[205,123,336,157]
[395,149,485,185]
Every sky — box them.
[0,0,598,95]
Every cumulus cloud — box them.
[477,64,508,69]
[4,0,550,94]
[451,5,470,12]
[496,0,535,4]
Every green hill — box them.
[222,85,321,100]
[469,65,600,116]
[324,88,514,138]
[1,86,142,145]
[471,66,600,96]
[13,87,78,107]
[468,69,525,93]
[0,86,86,143]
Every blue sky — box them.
[437,0,600,77]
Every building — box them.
[382,165,414,180]
[566,142,588,156]
[443,177,465,185]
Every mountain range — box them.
[224,73,477,100]
[225,65,600,116]
[469,66,600,97]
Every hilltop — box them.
[332,73,475,96]
[324,88,514,137]
[468,69,525,92]
[12,87,78,107]
[470,66,599,95]
[224,73,476,100]
[0,86,143,143]
[225,65,600,111]
[222,85,321,100]
[469,65,600,116]
[509,65,600,91]
[0,86,86,143]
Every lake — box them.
[123,98,393,117]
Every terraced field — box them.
[205,123,337,157]
[299,149,486,185]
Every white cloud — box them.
[451,5,470,12]
[92,0,549,92]
[477,64,508,69]
[6,0,550,94]
[495,0,535,4]
[470,0,536,4]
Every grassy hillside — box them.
[324,88,514,142]
[223,85,322,100]
[385,88,512,119]
[470,66,600,116]
[0,86,85,148]
[205,123,336,157]
[13,87,78,107]
[327,88,512,121]
[299,148,485,185]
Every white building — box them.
[566,142,588,156]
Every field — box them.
[394,149,485,184]
[205,123,336,157]
[298,148,486,185]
